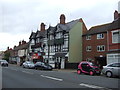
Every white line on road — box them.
[41,75,63,81]
[80,83,112,90]
[22,71,34,75]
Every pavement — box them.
[53,69,77,73]
[9,64,77,73]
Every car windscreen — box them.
[89,63,97,66]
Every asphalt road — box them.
[1,64,120,89]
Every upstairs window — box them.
[97,45,105,52]
[86,35,91,40]
[112,30,120,43]
[97,33,104,39]
[86,46,92,52]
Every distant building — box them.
[0,51,4,60]
[9,40,28,65]
[28,23,48,63]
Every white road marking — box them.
[41,75,63,81]
[80,83,112,90]
[22,71,34,75]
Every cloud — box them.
[0,0,119,51]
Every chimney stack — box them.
[60,14,66,24]
[40,23,45,31]
[22,40,26,45]
[7,47,9,50]
[114,10,119,20]
[19,41,21,46]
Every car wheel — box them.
[77,69,82,74]
[89,71,94,76]
[106,71,112,78]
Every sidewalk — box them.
[53,69,77,73]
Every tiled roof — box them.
[47,19,79,33]
[14,43,28,51]
[36,30,47,38]
[108,17,120,30]
[83,23,111,36]
[29,32,36,39]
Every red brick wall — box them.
[108,29,120,50]
[82,33,108,61]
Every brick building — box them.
[82,23,111,68]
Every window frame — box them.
[97,33,104,39]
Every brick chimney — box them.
[60,14,66,24]
[22,40,26,45]
[40,23,45,31]
[19,41,21,46]
[114,10,119,20]
[7,47,9,50]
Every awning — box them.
[54,53,67,57]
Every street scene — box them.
[1,64,120,89]
[0,0,120,90]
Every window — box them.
[86,35,91,40]
[50,35,54,40]
[97,33,104,39]
[97,45,105,52]
[112,30,120,43]
[86,46,92,51]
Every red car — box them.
[77,61,101,75]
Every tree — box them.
[3,51,10,62]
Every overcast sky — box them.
[0,0,119,51]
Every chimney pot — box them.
[114,10,119,20]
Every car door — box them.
[111,63,120,76]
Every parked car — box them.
[101,62,120,78]
[77,61,101,75]
[22,61,35,69]
[34,62,52,70]
[0,60,8,67]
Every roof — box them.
[14,43,28,51]
[83,23,111,36]
[47,19,79,34]
[108,17,120,30]
[36,30,47,38]
[29,32,36,39]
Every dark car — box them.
[0,60,8,67]
[34,62,52,70]
[77,61,101,75]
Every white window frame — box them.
[86,46,92,52]
[86,35,91,40]
[112,30,120,43]
[97,33,104,39]
[97,45,105,52]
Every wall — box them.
[69,22,82,63]
[82,33,108,61]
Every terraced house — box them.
[47,14,87,69]
[28,23,48,63]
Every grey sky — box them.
[0,0,119,51]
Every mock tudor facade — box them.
[47,14,87,69]
[28,23,48,63]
